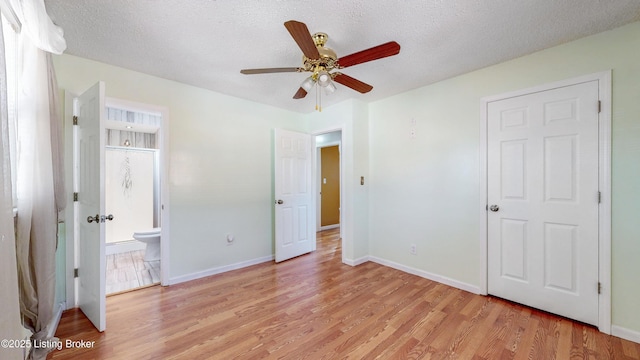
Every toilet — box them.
[133,228,161,262]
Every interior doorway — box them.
[103,104,162,295]
[64,86,170,331]
[319,145,340,229]
[315,130,342,233]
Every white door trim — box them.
[316,140,341,231]
[63,91,76,308]
[64,95,171,308]
[312,127,345,261]
[105,97,171,286]
[479,71,611,333]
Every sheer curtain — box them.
[0,1,66,359]
[0,20,25,360]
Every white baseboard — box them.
[168,255,274,285]
[106,240,146,255]
[368,256,481,295]
[612,325,640,344]
[319,224,340,231]
[343,256,370,267]
[47,301,65,339]
[170,254,479,297]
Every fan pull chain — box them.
[316,83,320,111]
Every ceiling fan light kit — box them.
[240,20,400,111]
[317,71,331,86]
[324,81,337,95]
[300,76,315,92]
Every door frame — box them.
[316,140,341,231]
[64,94,171,309]
[312,127,345,253]
[104,97,171,286]
[478,71,611,333]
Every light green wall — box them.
[53,54,306,279]
[368,21,640,332]
[52,20,640,335]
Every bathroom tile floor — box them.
[106,250,160,295]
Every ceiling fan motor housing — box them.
[303,32,338,72]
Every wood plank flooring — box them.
[49,228,640,359]
[106,250,160,295]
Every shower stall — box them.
[105,147,158,253]
[104,107,161,255]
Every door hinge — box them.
[597,100,601,113]
[74,268,79,278]
[598,191,601,204]
[598,282,602,294]
[73,192,78,202]
[73,115,78,125]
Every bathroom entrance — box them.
[104,104,163,295]
[69,83,170,331]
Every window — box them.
[2,14,18,210]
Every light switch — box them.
[323,178,327,184]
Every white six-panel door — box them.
[487,80,600,326]
[76,82,107,331]
[274,129,315,262]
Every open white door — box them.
[274,129,315,262]
[75,82,106,331]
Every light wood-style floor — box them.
[50,228,640,359]
[106,250,160,295]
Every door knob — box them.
[87,214,100,223]
[489,205,499,212]
[276,199,284,205]
[101,214,114,222]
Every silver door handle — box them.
[87,214,100,223]
[275,199,283,205]
[101,214,114,222]
[489,205,499,212]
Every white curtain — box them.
[0,0,65,54]
[48,53,65,211]
[15,32,57,360]
[0,20,25,360]
[0,1,66,359]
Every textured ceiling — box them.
[46,0,640,114]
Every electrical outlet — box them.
[410,243,417,255]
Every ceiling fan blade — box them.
[293,87,308,99]
[333,73,373,94]
[338,41,401,68]
[284,20,320,60]
[240,67,302,75]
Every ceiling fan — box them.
[240,20,400,105]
